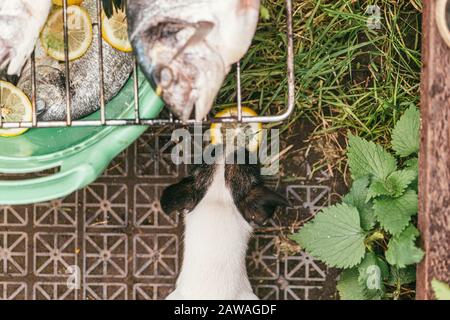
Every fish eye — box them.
[153,65,174,89]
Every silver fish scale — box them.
[127,0,210,35]
[17,0,133,121]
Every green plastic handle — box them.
[0,125,145,205]
[0,87,163,205]
[0,163,96,205]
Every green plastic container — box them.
[0,76,163,205]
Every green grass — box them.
[217,0,422,175]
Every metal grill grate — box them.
[0,0,295,129]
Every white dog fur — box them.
[166,163,258,300]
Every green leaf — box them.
[357,252,388,298]
[291,203,366,268]
[392,170,418,193]
[388,265,417,286]
[373,190,418,235]
[260,5,271,20]
[343,177,376,230]
[404,158,419,192]
[385,225,424,268]
[392,106,420,157]
[367,179,390,200]
[405,157,418,172]
[347,135,397,180]
[337,268,368,300]
[368,170,417,200]
[432,279,450,300]
[337,268,382,300]
[102,0,125,18]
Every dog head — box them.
[160,148,289,226]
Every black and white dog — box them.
[161,148,288,300]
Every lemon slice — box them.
[0,81,33,137]
[52,0,84,6]
[210,107,263,152]
[101,8,132,52]
[41,6,93,61]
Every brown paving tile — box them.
[0,127,339,300]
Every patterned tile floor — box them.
[0,128,338,300]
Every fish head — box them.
[130,19,227,122]
[18,66,67,121]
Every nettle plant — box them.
[292,106,423,300]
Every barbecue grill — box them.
[0,0,295,205]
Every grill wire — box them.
[0,0,295,129]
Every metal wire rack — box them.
[0,0,295,129]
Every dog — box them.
[160,148,288,300]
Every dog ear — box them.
[160,176,197,215]
[239,185,290,225]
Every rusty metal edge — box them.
[418,0,433,301]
